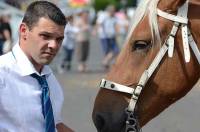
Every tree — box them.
[93,0,137,11]
[94,0,117,11]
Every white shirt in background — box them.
[62,23,79,50]
[96,11,108,39]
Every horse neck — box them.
[189,1,200,48]
[189,0,200,20]
[158,0,187,11]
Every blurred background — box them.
[0,0,199,132]
[0,0,138,45]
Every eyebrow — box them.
[39,31,64,38]
[58,36,64,40]
[39,31,54,36]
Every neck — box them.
[188,0,200,19]
[19,39,43,73]
[31,58,43,73]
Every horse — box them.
[92,0,200,131]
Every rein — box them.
[99,1,200,132]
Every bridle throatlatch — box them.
[99,1,200,132]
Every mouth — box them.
[42,52,55,57]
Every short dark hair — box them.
[22,1,66,30]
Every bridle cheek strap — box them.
[158,1,191,62]
[188,29,200,64]
[127,43,169,111]
[100,40,169,111]
[157,1,200,63]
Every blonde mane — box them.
[126,0,161,45]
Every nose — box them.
[48,40,59,49]
[93,112,126,132]
[93,113,106,131]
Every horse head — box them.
[92,0,200,131]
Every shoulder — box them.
[0,52,14,66]
[46,71,62,90]
[47,73,64,98]
[0,54,10,82]
[0,52,16,75]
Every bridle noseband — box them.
[99,1,200,132]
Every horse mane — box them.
[126,0,161,45]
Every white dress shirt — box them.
[0,43,64,132]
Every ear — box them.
[19,23,29,40]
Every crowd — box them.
[58,5,131,73]
[94,5,130,70]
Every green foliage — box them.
[93,0,137,11]
[127,0,137,7]
[94,0,118,11]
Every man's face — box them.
[21,17,65,68]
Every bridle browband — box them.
[99,1,200,132]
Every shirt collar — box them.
[12,43,52,77]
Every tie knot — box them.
[30,73,47,87]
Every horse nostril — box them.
[95,114,106,131]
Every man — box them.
[0,16,4,55]
[75,9,91,72]
[0,1,73,132]
[58,12,78,72]
[99,5,119,70]
[1,12,12,54]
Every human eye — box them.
[57,37,64,44]
[40,33,51,40]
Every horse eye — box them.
[132,40,151,51]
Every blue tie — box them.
[31,73,55,132]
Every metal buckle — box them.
[125,108,140,132]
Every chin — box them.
[39,59,52,65]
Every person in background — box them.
[1,12,12,54]
[116,9,130,49]
[0,16,4,55]
[75,9,91,72]
[0,1,73,132]
[101,5,119,70]
[0,13,12,55]
[93,10,108,64]
[58,11,78,73]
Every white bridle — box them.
[99,1,200,131]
